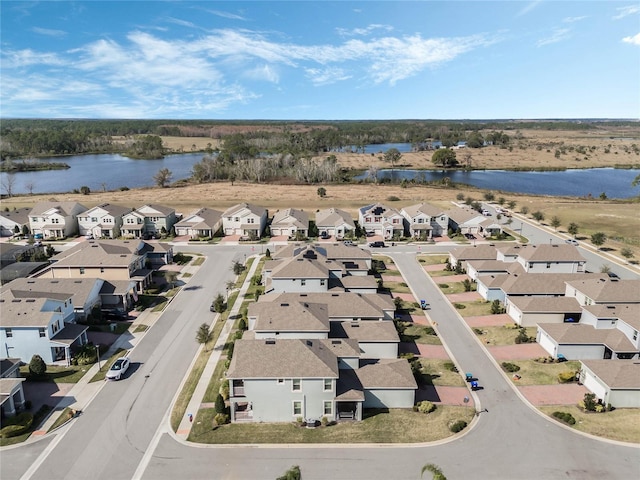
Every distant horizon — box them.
[2,117,639,122]
[2,1,639,119]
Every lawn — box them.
[437,281,472,294]
[398,322,441,345]
[539,405,640,444]
[188,406,475,444]
[385,281,411,294]
[191,256,205,266]
[473,325,537,346]
[503,360,581,385]
[429,269,463,277]
[417,254,448,265]
[19,365,90,384]
[416,359,466,386]
[452,300,493,317]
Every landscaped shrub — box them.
[443,361,458,373]
[552,411,576,425]
[28,355,46,378]
[417,401,436,414]
[237,317,247,331]
[501,362,521,373]
[473,328,484,335]
[214,413,230,426]
[462,279,473,292]
[490,300,505,314]
[215,394,226,414]
[557,371,577,383]
[0,412,33,438]
[449,420,468,433]
[514,328,534,344]
[454,303,466,309]
[321,416,329,426]
[219,380,229,400]
[439,283,449,289]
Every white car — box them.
[565,239,579,246]
[85,233,94,240]
[482,210,491,216]
[105,357,130,380]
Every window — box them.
[5,328,13,338]
[365,217,371,223]
[39,328,46,338]
[100,267,105,273]
[546,263,551,269]
[392,218,399,224]
[247,218,254,224]
[293,401,302,416]
[374,216,381,222]
[51,218,59,224]
[292,379,301,391]
[323,401,332,415]
[301,279,306,286]
[320,279,325,286]
[79,267,85,275]
[277,378,285,385]
[52,321,60,334]
[91,217,98,222]
[633,330,638,341]
[323,379,332,391]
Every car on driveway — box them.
[106,357,130,381]
[368,241,385,248]
[565,239,579,246]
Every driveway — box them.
[416,385,473,406]
[518,384,588,406]
[22,382,74,422]
[487,344,548,360]
[465,314,512,327]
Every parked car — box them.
[368,241,385,248]
[105,357,130,381]
[607,272,619,279]
[464,233,475,240]
[34,233,43,240]
[85,233,94,240]
[565,239,579,246]
[320,232,329,239]
[343,240,354,246]
[482,210,491,216]
[366,231,375,237]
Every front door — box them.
[603,347,612,359]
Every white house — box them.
[135,204,178,236]
[0,207,31,237]
[270,208,309,238]
[358,203,404,239]
[78,203,132,239]
[515,244,586,273]
[174,208,223,239]
[400,203,449,239]
[0,358,26,417]
[315,208,355,240]
[29,201,86,239]
[565,278,640,306]
[579,360,640,408]
[222,203,268,238]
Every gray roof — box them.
[315,208,355,229]
[331,320,399,343]
[0,358,21,378]
[79,203,132,217]
[336,369,366,401]
[270,255,331,280]
[359,203,401,218]
[50,323,89,345]
[339,275,378,289]
[223,203,266,217]
[0,296,62,327]
[401,202,446,219]
[450,244,497,262]
[444,206,483,224]
[226,338,339,379]
[538,323,637,352]
[517,244,585,263]
[581,360,640,389]
[249,301,330,333]
[480,272,606,295]
[174,208,222,230]
[136,204,175,216]
[272,243,371,262]
[2,277,101,308]
[356,359,418,389]
[566,278,640,304]
[259,292,394,319]
[582,304,640,330]
[271,208,309,229]
[30,201,86,216]
[48,239,146,268]
[0,207,31,226]
[507,295,582,313]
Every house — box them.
[174,208,223,239]
[78,203,132,239]
[565,278,640,306]
[330,320,399,359]
[222,203,268,238]
[514,244,586,273]
[358,203,404,239]
[0,358,26,417]
[478,218,504,238]
[270,208,309,238]
[449,244,497,272]
[579,360,640,408]
[272,243,372,270]
[135,204,178,236]
[445,206,486,236]
[248,301,331,340]
[0,207,31,237]
[506,296,583,327]
[28,201,86,239]
[0,243,45,268]
[0,289,89,365]
[34,239,161,292]
[315,208,355,239]
[400,203,449,239]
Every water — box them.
[3,153,205,194]
[355,168,640,199]
[336,142,415,154]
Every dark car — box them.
[607,272,619,279]
[368,241,385,248]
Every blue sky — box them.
[1,1,639,120]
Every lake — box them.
[355,168,640,199]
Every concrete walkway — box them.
[175,255,261,439]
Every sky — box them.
[1,1,639,120]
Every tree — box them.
[431,148,458,168]
[590,232,607,250]
[212,293,226,313]
[456,193,465,201]
[154,168,173,188]
[620,247,634,261]
[507,200,517,210]
[195,323,212,350]
[532,211,544,222]
[1,173,16,197]
[633,173,640,187]
[165,271,178,289]
[276,466,301,480]
[520,206,529,215]
[421,463,447,480]
[232,260,245,275]
[21,224,30,236]
[550,216,561,231]
[483,192,495,202]
[45,245,56,257]
[383,147,402,172]
[29,354,47,378]
[79,185,91,195]
[25,181,35,195]
[14,225,20,235]
[567,222,579,238]
[215,393,226,414]
[317,187,327,198]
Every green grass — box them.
[47,407,74,432]
[151,298,169,312]
[398,323,441,345]
[87,322,131,335]
[429,269,463,277]
[192,257,205,266]
[474,325,537,346]
[438,281,472,294]
[385,282,411,294]
[539,405,640,444]
[507,360,581,385]
[20,365,91,384]
[132,324,148,333]
[417,254,448,265]
[416,359,466,386]
[0,404,53,447]
[182,272,193,278]
[453,300,493,317]
[89,348,127,383]
[188,406,475,444]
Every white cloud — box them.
[537,28,571,47]
[622,33,640,45]
[165,17,199,29]
[517,1,542,17]
[613,5,640,20]
[244,64,280,83]
[203,9,246,21]
[31,27,67,37]
[305,67,352,86]
[562,16,587,24]
[1,48,65,68]
[336,24,393,37]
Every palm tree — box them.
[421,463,447,480]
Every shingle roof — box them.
[401,202,445,218]
[0,297,61,327]
[223,203,266,217]
[507,295,582,313]
[174,208,222,229]
[271,208,309,229]
[516,244,585,263]
[0,207,31,226]
[30,201,86,216]
[315,208,355,228]
[1,277,102,308]
[330,320,399,343]
[566,278,640,304]
[479,272,605,294]
[260,292,393,319]
[226,338,339,379]
[270,256,331,279]
[538,323,637,352]
[581,360,640,389]
[79,203,131,217]
[249,301,330,332]
[450,244,497,262]
[48,239,146,267]
[356,359,418,389]
[582,304,640,330]
[137,204,175,216]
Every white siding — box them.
[358,342,397,359]
[363,389,415,408]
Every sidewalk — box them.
[175,255,261,439]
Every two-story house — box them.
[358,203,404,239]
[136,204,178,236]
[222,203,268,238]
[29,201,86,239]
[270,209,309,238]
[0,358,26,417]
[515,244,586,273]
[315,208,355,240]
[78,203,132,239]
[0,207,31,237]
[400,203,449,239]
[174,208,223,239]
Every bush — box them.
[443,361,458,373]
[214,413,230,426]
[501,362,521,373]
[237,317,247,331]
[557,371,577,383]
[219,380,229,401]
[0,412,33,438]
[490,300,505,314]
[321,416,329,426]
[215,394,226,414]
[449,420,468,433]
[28,355,47,378]
[386,195,400,201]
[417,401,436,414]
[552,411,576,425]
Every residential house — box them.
[0,358,26,417]
[507,296,583,327]
[0,289,88,365]
[514,244,586,273]
[222,203,268,238]
[248,301,331,340]
[315,208,355,240]
[449,244,497,272]
[579,360,640,408]
[28,201,86,239]
[400,203,449,239]
[270,208,309,238]
[174,208,223,239]
[135,204,178,236]
[330,320,399,359]
[445,206,486,236]
[564,278,640,306]
[120,210,147,238]
[0,207,31,237]
[78,203,132,239]
[273,243,372,270]
[358,203,404,239]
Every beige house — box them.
[270,208,309,238]
[174,208,223,239]
[579,360,640,408]
[29,201,86,239]
[400,202,449,239]
[222,203,267,238]
[315,208,355,240]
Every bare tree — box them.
[25,181,35,195]
[1,173,16,197]
[153,168,173,188]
